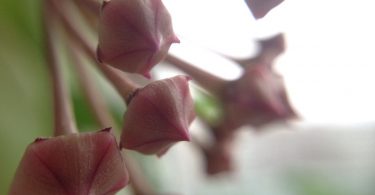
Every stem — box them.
[71,0,100,31]
[225,33,285,68]
[165,54,227,96]
[50,0,138,104]
[43,1,78,136]
[219,53,261,68]
[74,0,101,16]
[125,157,156,195]
[69,45,115,128]
[100,66,138,103]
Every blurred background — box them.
[1,0,374,194]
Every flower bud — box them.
[202,140,234,175]
[222,65,297,128]
[245,0,284,19]
[98,0,179,78]
[120,75,195,156]
[10,129,129,195]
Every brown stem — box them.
[165,54,227,96]
[49,0,138,103]
[43,1,78,136]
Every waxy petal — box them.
[98,0,179,77]
[120,75,195,156]
[10,129,129,195]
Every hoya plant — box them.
[7,0,294,194]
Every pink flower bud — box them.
[98,0,179,78]
[223,65,297,128]
[120,75,195,156]
[245,0,284,19]
[202,140,234,175]
[10,128,129,195]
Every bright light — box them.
[163,0,375,125]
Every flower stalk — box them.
[43,1,78,136]
[165,54,227,96]
[69,44,116,128]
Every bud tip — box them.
[99,127,112,133]
[34,137,48,143]
[102,0,111,9]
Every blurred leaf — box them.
[71,86,99,131]
[0,0,50,193]
[194,88,224,126]
[286,172,347,195]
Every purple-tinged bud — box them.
[245,0,284,19]
[223,65,297,128]
[98,0,179,78]
[120,75,195,156]
[10,129,129,195]
[202,140,234,175]
[34,137,48,143]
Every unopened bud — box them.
[10,129,129,195]
[98,0,179,78]
[245,0,284,19]
[120,75,195,156]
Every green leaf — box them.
[194,88,224,126]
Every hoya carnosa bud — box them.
[245,0,284,19]
[202,140,234,175]
[98,0,179,78]
[10,129,129,195]
[120,75,195,156]
[223,65,297,128]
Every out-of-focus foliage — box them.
[194,89,223,126]
[0,0,49,193]
[0,0,123,193]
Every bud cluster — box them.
[10,0,291,193]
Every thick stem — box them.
[43,1,78,136]
[165,54,227,96]
[50,0,138,103]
